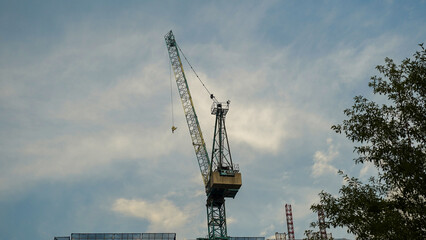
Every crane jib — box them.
[164,30,211,188]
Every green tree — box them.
[311,44,426,240]
[303,229,334,240]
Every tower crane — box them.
[164,30,242,240]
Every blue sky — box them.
[0,1,425,239]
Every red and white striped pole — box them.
[285,204,295,240]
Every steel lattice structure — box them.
[164,31,210,186]
[285,204,295,240]
[165,30,241,240]
[207,197,227,238]
[211,102,234,176]
[318,208,327,239]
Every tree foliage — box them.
[303,229,333,240]
[311,45,426,240]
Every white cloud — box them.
[0,126,182,192]
[112,198,189,232]
[311,138,339,178]
[359,161,378,179]
[321,34,403,84]
[56,62,168,123]
[229,102,290,153]
[260,224,276,237]
[0,26,180,192]
[227,216,237,225]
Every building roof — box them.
[54,233,176,240]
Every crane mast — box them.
[164,30,242,240]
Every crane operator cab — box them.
[209,169,242,198]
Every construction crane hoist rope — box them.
[164,30,242,240]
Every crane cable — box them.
[176,43,218,103]
[169,59,177,133]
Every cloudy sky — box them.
[0,1,425,240]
